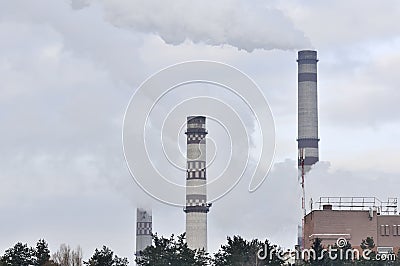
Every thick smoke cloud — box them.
[71,0,311,52]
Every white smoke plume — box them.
[70,0,311,52]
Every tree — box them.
[213,235,284,266]
[136,233,211,266]
[329,241,354,265]
[306,238,326,265]
[358,237,380,266]
[394,249,400,266]
[84,246,128,266]
[0,242,35,266]
[360,237,375,251]
[35,239,51,266]
[52,244,82,266]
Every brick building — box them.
[304,197,400,254]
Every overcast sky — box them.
[1,0,400,263]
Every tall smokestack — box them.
[135,208,152,257]
[184,116,211,251]
[297,50,319,172]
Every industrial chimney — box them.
[184,116,211,251]
[135,208,152,257]
[297,50,319,172]
[297,50,319,249]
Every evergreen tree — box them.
[0,242,35,266]
[213,235,284,266]
[307,238,326,265]
[35,239,51,266]
[84,246,128,266]
[136,233,211,266]
[360,237,375,251]
[329,241,355,265]
[358,237,378,265]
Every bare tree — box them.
[52,244,82,266]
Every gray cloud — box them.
[70,0,92,10]
[319,47,400,128]
[306,161,400,208]
[277,1,400,48]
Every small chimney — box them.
[323,204,333,210]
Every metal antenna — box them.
[299,148,306,249]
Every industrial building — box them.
[296,50,400,257]
[304,197,400,254]
[133,50,399,261]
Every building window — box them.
[381,225,385,236]
[377,247,393,254]
[385,225,390,236]
[394,225,397,236]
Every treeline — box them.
[0,239,128,266]
[136,234,284,266]
[0,235,284,266]
[137,234,400,266]
[2,235,400,265]
[304,237,400,266]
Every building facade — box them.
[304,198,400,254]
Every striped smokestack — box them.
[184,116,211,251]
[297,50,319,172]
[135,208,152,257]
